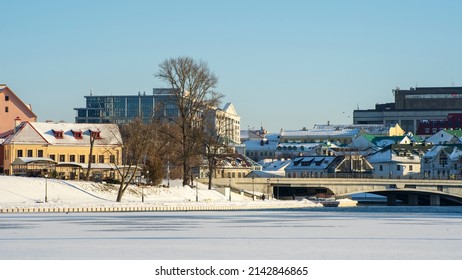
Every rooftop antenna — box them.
[90,89,93,96]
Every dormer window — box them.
[90,129,101,139]
[53,129,64,139]
[72,130,83,139]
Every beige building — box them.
[1,121,122,180]
[0,84,37,138]
[212,103,241,145]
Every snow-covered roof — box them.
[11,157,57,165]
[5,122,122,146]
[313,124,395,134]
[281,128,360,138]
[286,156,337,170]
[245,139,278,151]
[259,160,292,171]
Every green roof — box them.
[361,134,376,142]
[444,129,462,137]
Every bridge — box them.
[208,177,462,206]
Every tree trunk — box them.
[85,135,95,181]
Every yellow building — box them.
[1,121,123,180]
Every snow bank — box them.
[0,176,321,210]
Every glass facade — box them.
[74,89,179,124]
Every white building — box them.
[367,144,431,179]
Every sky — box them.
[2,0,462,132]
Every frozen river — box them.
[1,206,462,260]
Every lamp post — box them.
[195,176,199,202]
[44,174,48,203]
[252,176,255,201]
[167,161,170,187]
[228,175,232,201]
[141,175,144,203]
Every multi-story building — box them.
[354,86,462,134]
[421,145,462,179]
[367,144,432,179]
[279,127,360,145]
[0,84,37,138]
[206,103,241,146]
[75,88,241,148]
[74,88,179,124]
[1,121,122,180]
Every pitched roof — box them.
[5,122,122,146]
[0,85,37,118]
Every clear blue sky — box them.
[2,0,462,132]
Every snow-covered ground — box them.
[0,175,320,209]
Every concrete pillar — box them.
[387,194,397,206]
[430,194,440,206]
[409,194,419,206]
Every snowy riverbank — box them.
[0,176,324,212]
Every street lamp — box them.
[195,176,199,202]
[44,174,48,203]
[228,174,232,201]
[141,175,144,203]
[252,176,255,201]
[167,161,170,187]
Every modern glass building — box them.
[74,88,179,124]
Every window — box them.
[439,156,448,166]
[59,155,65,162]
[72,130,82,139]
[53,129,64,139]
[99,155,104,163]
[4,96,9,101]
[91,155,96,163]
[397,165,401,171]
[50,154,56,161]
[379,165,383,171]
[5,107,8,113]
[79,155,85,163]
[409,165,413,171]
[109,155,115,164]
[90,130,101,139]
[37,150,43,157]
[17,150,23,157]
[27,150,33,157]
[69,155,76,162]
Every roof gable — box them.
[0,85,37,119]
[222,103,238,116]
[6,122,48,144]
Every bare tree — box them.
[84,132,96,181]
[201,108,230,189]
[115,119,156,202]
[156,57,223,186]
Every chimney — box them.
[14,117,21,133]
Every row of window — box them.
[14,149,116,164]
[246,151,274,158]
[378,165,414,171]
[222,171,247,178]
